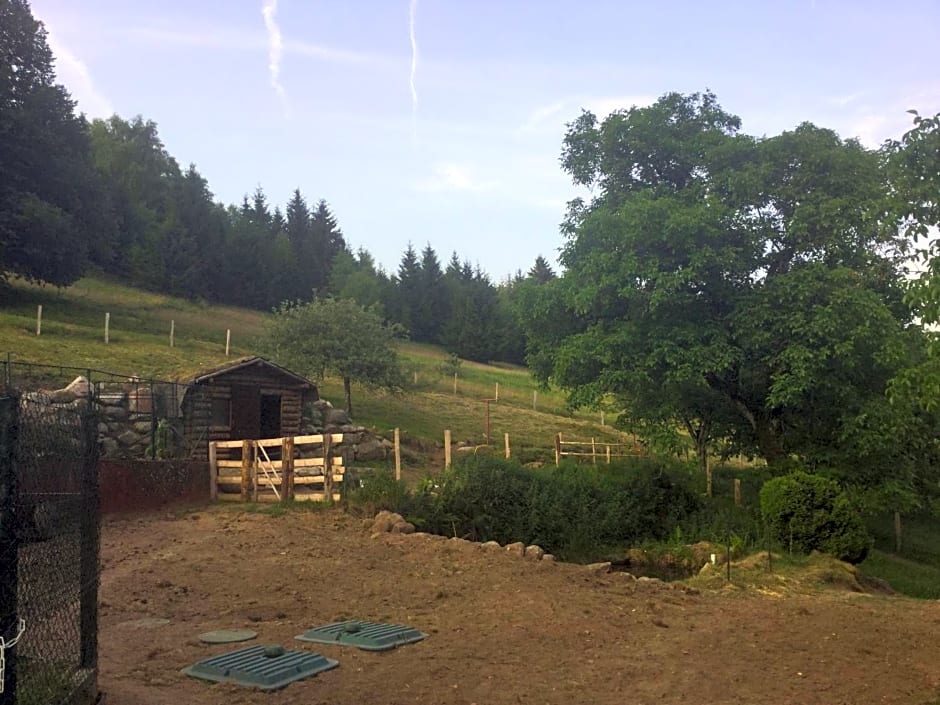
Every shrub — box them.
[760,471,871,563]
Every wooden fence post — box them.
[282,436,294,500]
[601,411,605,426]
[495,382,499,402]
[734,478,742,507]
[504,432,510,459]
[444,429,451,469]
[554,433,561,466]
[240,439,252,501]
[533,390,537,410]
[606,444,611,464]
[394,428,401,481]
[225,329,231,356]
[323,434,333,502]
[36,304,42,336]
[591,437,597,465]
[208,441,218,501]
[170,319,175,348]
[104,312,110,344]
[453,373,458,396]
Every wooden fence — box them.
[209,433,345,502]
[553,433,644,465]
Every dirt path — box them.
[98,507,940,705]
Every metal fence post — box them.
[0,395,20,703]
[79,402,100,672]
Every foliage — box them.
[260,297,404,414]
[401,456,702,559]
[0,0,111,286]
[523,90,924,499]
[760,471,871,563]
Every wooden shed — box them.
[181,357,318,459]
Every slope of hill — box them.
[0,276,633,463]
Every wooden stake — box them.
[533,390,537,410]
[495,382,499,402]
[734,478,742,506]
[282,436,294,501]
[208,441,218,501]
[394,428,401,481]
[601,411,605,426]
[504,432,510,459]
[554,433,561,466]
[414,370,418,384]
[36,304,42,336]
[444,429,451,469]
[104,312,110,344]
[453,372,458,395]
[170,319,175,347]
[240,439,252,501]
[894,510,902,552]
[323,434,333,502]
[591,437,597,464]
[606,444,611,464]
[225,329,231,356]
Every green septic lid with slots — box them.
[295,620,427,652]
[182,644,338,690]
[198,628,257,644]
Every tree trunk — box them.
[343,376,352,416]
[755,413,785,467]
[698,437,711,498]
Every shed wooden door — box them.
[231,384,261,439]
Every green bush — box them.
[406,456,701,559]
[760,471,871,563]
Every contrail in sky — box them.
[409,0,419,137]
[262,0,289,113]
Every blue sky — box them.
[31,0,940,279]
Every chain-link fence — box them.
[0,393,99,705]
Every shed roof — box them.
[188,357,317,390]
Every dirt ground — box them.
[99,507,940,705]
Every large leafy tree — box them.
[0,0,111,285]
[261,297,404,415]
[524,91,916,475]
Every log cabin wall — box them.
[182,359,317,461]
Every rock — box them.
[100,438,119,457]
[103,404,128,420]
[97,422,110,435]
[504,542,525,558]
[361,518,374,529]
[133,421,153,433]
[390,521,415,535]
[541,554,556,563]
[524,545,545,561]
[98,392,126,407]
[355,438,387,462]
[637,576,664,588]
[480,541,502,551]
[615,571,637,582]
[118,430,140,447]
[48,376,90,403]
[325,408,351,426]
[370,510,404,534]
[586,562,612,574]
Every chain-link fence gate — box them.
[0,394,100,705]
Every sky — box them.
[30,0,940,280]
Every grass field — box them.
[0,275,630,460]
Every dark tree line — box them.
[0,0,549,364]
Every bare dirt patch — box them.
[99,507,940,705]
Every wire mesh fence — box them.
[0,393,99,705]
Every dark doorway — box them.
[231,385,261,439]
[260,394,282,440]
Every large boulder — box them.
[325,408,351,426]
[355,438,387,461]
[48,376,91,403]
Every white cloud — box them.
[415,163,498,193]
[520,101,566,132]
[42,21,113,118]
[261,0,289,114]
[519,95,655,134]
[580,94,655,118]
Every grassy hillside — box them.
[0,275,632,463]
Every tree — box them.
[0,0,111,285]
[527,255,556,284]
[524,91,915,475]
[261,297,404,415]
[309,199,345,292]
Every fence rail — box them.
[210,434,346,503]
[552,433,644,465]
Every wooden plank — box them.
[444,429,452,469]
[293,433,345,445]
[215,439,245,449]
[554,433,561,466]
[293,492,342,502]
[282,436,294,500]
[256,437,285,448]
[323,433,333,502]
[216,460,245,468]
[394,428,401,481]
[241,439,252,501]
[294,457,344,468]
[293,474,345,485]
